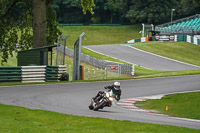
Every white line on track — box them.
[125,44,200,68]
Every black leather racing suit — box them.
[94,85,121,102]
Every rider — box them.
[93,81,121,103]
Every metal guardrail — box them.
[46,65,66,82]
[21,66,46,83]
[0,66,22,82]
[0,65,66,83]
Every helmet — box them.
[114,81,120,90]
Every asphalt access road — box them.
[0,75,200,129]
[85,44,200,71]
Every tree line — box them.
[0,0,199,64]
[0,0,94,64]
[54,0,200,25]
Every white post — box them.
[131,65,135,76]
[142,23,145,37]
[151,24,154,31]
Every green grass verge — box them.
[61,25,141,49]
[133,41,200,66]
[135,66,200,78]
[135,91,200,120]
[82,47,130,64]
[0,104,199,133]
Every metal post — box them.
[171,9,175,33]
[77,32,85,80]
[142,23,145,37]
[151,24,154,31]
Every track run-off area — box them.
[0,75,200,129]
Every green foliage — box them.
[54,0,200,24]
[0,1,62,65]
[125,0,176,24]
[81,0,95,14]
[0,0,33,64]
[46,5,62,45]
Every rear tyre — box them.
[94,101,106,111]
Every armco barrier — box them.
[186,35,200,46]
[21,66,46,83]
[60,24,83,26]
[0,65,66,83]
[89,24,121,26]
[0,66,21,82]
[46,65,66,82]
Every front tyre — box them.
[88,104,94,110]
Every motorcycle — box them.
[89,90,116,111]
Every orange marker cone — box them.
[166,106,168,111]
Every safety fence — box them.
[21,66,46,83]
[186,35,200,45]
[0,65,66,83]
[0,66,21,82]
[46,65,66,82]
[57,46,134,76]
[128,35,200,46]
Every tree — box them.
[126,0,178,24]
[104,0,120,24]
[0,0,95,64]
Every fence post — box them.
[131,65,135,76]
[69,65,71,80]
[105,68,107,79]
[88,68,90,80]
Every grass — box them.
[0,54,17,66]
[60,25,141,49]
[135,91,200,120]
[133,41,200,66]
[0,104,200,133]
[134,65,200,78]
[82,47,130,64]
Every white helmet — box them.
[114,81,120,90]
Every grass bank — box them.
[60,25,141,49]
[133,41,200,66]
[0,104,199,132]
[135,91,200,120]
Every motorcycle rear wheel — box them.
[94,100,106,111]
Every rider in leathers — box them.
[93,81,121,103]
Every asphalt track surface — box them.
[0,75,200,129]
[85,44,200,71]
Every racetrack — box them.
[0,75,200,129]
[84,44,200,71]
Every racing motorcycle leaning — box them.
[89,90,116,111]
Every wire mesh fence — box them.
[56,45,134,80]
[59,46,133,74]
